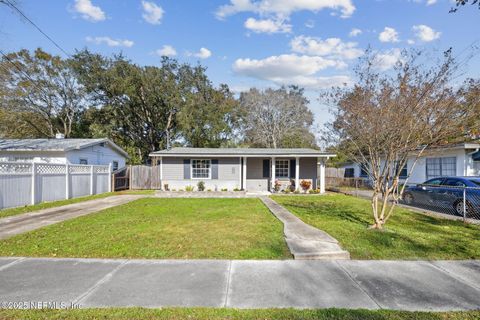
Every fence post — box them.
[31,162,36,205]
[108,163,112,193]
[90,165,94,195]
[65,163,70,200]
[463,188,467,221]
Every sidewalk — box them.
[1,257,479,311]
[0,195,145,240]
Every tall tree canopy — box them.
[0,48,87,137]
[239,86,316,149]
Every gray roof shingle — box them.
[0,139,129,157]
[150,147,334,157]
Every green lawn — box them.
[0,190,155,219]
[0,308,478,320]
[0,198,290,259]
[272,194,480,260]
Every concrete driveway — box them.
[0,195,145,240]
[1,257,479,311]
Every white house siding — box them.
[66,144,126,168]
[162,157,241,191]
[0,151,66,164]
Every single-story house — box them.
[341,143,480,184]
[0,137,129,170]
[149,148,335,193]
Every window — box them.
[191,159,211,179]
[275,160,289,178]
[344,168,355,178]
[442,178,466,187]
[360,164,368,177]
[112,161,119,171]
[79,158,88,165]
[426,157,456,179]
[395,162,408,178]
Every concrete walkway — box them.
[260,197,350,260]
[1,257,479,310]
[0,195,145,240]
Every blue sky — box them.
[1,0,479,127]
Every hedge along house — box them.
[149,148,335,193]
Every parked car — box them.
[403,177,480,217]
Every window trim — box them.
[426,156,456,180]
[191,159,212,180]
[112,161,119,171]
[275,159,290,179]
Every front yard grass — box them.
[0,198,290,259]
[0,190,155,219]
[272,194,480,260]
[1,308,479,320]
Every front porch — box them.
[241,157,326,193]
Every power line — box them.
[1,0,70,57]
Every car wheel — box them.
[403,193,414,205]
[454,200,475,218]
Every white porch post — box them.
[31,162,36,205]
[159,157,163,190]
[271,157,276,191]
[295,157,300,191]
[65,163,70,199]
[90,165,94,195]
[318,158,326,194]
[242,157,247,191]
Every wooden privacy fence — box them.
[0,162,111,210]
[325,167,371,189]
[130,165,161,190]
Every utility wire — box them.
[1,0,70,56]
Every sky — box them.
[1,0,479,128]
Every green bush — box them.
[197,181,205,191]
[233,188,241,191]
[221,188,228,192]
[185,185,194,192]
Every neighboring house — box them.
[0,137,129,170]
[340,143,480,184]
[149,148,335,193]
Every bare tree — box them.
[323,49,477,229]
[239,86,315,148]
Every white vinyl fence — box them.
[0,162,112,210]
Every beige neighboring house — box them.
[0,137,129,171]
[149,147,335,193]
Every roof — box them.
[0,138,129,158]
[149,147,335,158]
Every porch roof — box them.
[149,147,335,158]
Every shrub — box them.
[274,179,281,192]
[293,190,300,194]
[197,181,205,191]
[300,180,312,192]
[185,185,194,192]
[207,189,212,192]
[163,184,169,191]
[233,188,241,191]
[284,189,291,194]
[172,188,176,192]
[221,188,228,192]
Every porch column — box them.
[318,157,326,194]
[242,157,247,191]
[159,157,163,190]
[271,157,276,190]
[295,157,300,191]
[238,157,242,189]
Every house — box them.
[340,143,480,184]
[0,137,129,171]
[149,147,335,193]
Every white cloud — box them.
[349,28,362,37]
[305,20,315,28]
[291,35,363,60]
[379,27,400,43]
[232,54,350,88]
[188,47,212,59]
[373,48,402,71]
[155,45,177,57]
[426,0,437,5]
[407,39,415,45]
[244,17,291,33]
[412,24,441,42]
[73,0,106,22]
[216,0,355,19]
[141,1,164,25]
[86,36,134,47]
